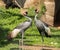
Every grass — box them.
[0,7,60,50]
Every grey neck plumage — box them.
[25,15,32,21]
[35,14,38,21]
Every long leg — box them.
[40,32,44,42]
[21,31,24,47]
[19,31,24,50]
[40,32,44,50]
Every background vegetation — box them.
[0,6,60,50]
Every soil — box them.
[19,45,60,50]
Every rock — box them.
[24,0,44,8]
[0,0,5,7]
[41,0,55,26]
[44,2,55,16]
[41,14,54,26]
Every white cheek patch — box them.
[11,29,21,38]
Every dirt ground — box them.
[19,45,60,50]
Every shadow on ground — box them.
[51,35,60,38]
[0,9,23,19]
[6,11,23,19]
[0,26,10,47]
[10,48,19,50]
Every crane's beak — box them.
[23,12,28,16]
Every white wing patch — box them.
[11,29,21,38]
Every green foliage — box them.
[0,7,60,50]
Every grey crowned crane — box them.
[34,9,51,42]
[7,12,32,46]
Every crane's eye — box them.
[35,9,37,12]
[25,12,28,14]
[35,9,39,13]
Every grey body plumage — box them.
[7,12,32,40]
[34,9,51,42]
[34,14,51,37]
[15,16,32,32]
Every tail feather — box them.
[45,27,51,37]
[46,28,51,35]
[44,31,51,37]
[7,32,13,41]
